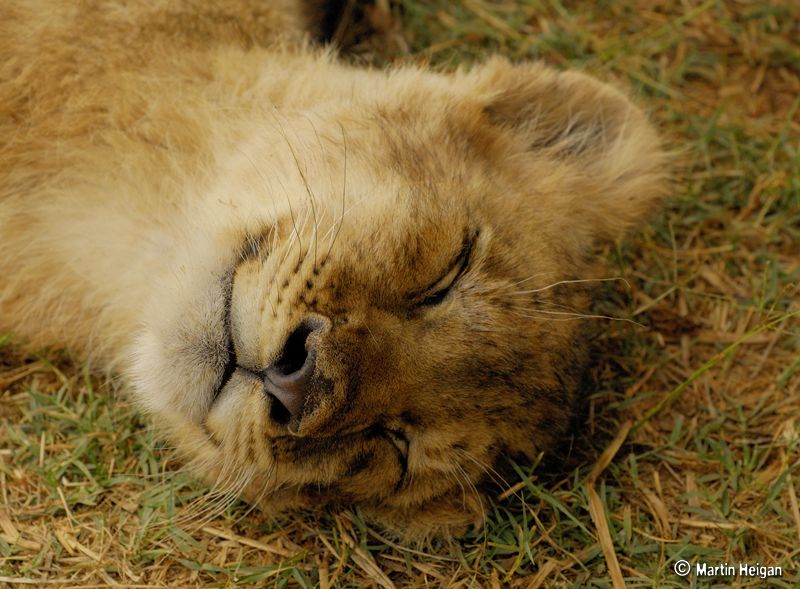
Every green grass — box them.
[2,0,800,587]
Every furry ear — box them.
[476,59,667,251]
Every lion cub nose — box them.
[263,317,326,425]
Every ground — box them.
[1,0,799,587]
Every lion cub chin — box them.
[0,0,666,536]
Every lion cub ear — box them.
[475,58,667,250]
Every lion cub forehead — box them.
[325,187,474,273]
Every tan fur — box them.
[0,0,666,535]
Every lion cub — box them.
[0,0,665,534]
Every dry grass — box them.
[2,0,800,587]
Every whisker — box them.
[177,462,255,530]
[506,276,631,296]
[506,272,556,288]
[455,449,509,490]
[359,320,378,346]
[510,308,645,326]
[325,124,348,264]
[448,460,484,521]
[277,114,321,270]
[263,109,304,266]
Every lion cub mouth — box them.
[211,270,238,403]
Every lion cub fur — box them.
[0,0,666,535]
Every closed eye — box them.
[419,258,465,306]
[417,232,476,307]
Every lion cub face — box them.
[132,59,665,534]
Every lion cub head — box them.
[131,58,665,535]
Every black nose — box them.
[264,317,325,426]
